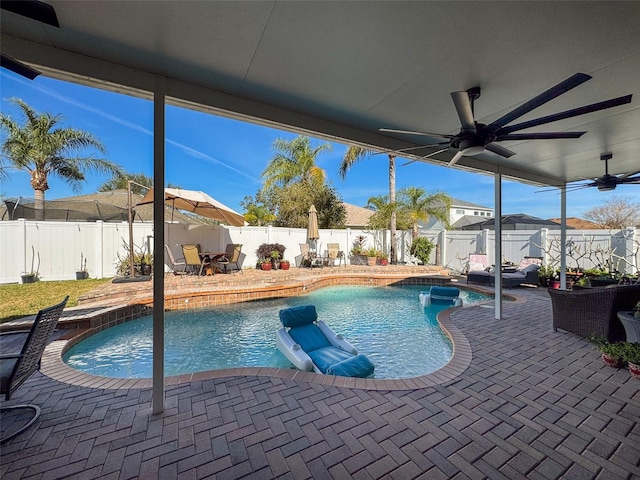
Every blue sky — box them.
[1,70,637,220]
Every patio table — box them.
[199,252,226,275]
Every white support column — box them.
[152,76,166,414]
[560,186,567,290]
[440,229,447,269]
[494,173,502,320]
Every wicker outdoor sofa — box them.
[548,284,640,341]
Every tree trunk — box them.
[389,155,397,264]
[34,189,45,221]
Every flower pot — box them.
[378,258,389,266]
[367,256,377,266]
[76,271,89,280]
[140,265,151,276]
[629,362,640,379]
[280,262,290,270]
[261,262,272,271]
[549,280,561,289]
[601,353,624,368]
[21,274,36,284]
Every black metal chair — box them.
[0,296,68,444]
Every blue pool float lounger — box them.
[276,305,375,378]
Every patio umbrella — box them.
[137,188,245,226]
[307,204,319,252]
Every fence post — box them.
[540,228,548,266]
[19,218,27,277]
[624,227,636,274]
[96,221,104,279]
[439,229,447,267]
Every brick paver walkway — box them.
[1,283,639,479]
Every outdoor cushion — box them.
[288,324,331,352]
[308,347,374,377]
[279,305,317,328]
[325,353,375,377]
[429,286,461,305]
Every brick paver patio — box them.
[1,270,639,479]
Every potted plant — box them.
[270,250,281,269]
[280,259,290,270]
[377,252,389,266]
[76,253,89,280]
[365,247,378,266]
[349,235,368,265]
[139,253,153,276]
[622,342,640,379]
[588,335,626,368]
[261,259,272,270]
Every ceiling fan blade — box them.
[451,91,476,132]
[371,145,437,156]
[0,54,40,80]
[1,0,59,27]
[401,147,451,166]
[496,132,586,141]
[496,95,633,134]
[619,170,640,180]
[448,150,464,166]
[620,175,640,184]
[488,73,592,129]
[379,128,456,139]
[485,143,516,158]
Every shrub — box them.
[256,243,285,261]
[410,237,434,265]
[623,342,640,364]
[588,335,626,359]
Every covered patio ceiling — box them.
[2,1,639,188]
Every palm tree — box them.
[0,98,122,220]
[398,186,452,240]
[366,194,389,211]
[244,204,276,226]
[339,147,397,263]
[262,136,331,190]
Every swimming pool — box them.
[63,285,489,379]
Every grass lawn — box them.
[0,278,112,323]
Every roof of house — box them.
[342,203,374,228]
[450,198,492,210]
[547,217,602,229]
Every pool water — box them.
[63,285,489,379]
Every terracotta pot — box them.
[601,353,624,368]
[261,262,272,271]
[629,362,640,379]
[280,262,290,270]
[378,259,389,266]
[367,256,377,266]
[549,280,561,289]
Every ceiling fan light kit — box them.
[381,73,633,168]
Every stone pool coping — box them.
[38,274,522,391]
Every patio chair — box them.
[181,244,210,275]
[326,243,345,267]
[466,254,492,285]
[1,296,68,444]
[164,244,186,275]
[276,305,374,377]
[216,243,243,274]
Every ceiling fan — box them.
[569,153,640,192]
[381,73,633,166]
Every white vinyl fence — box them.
[1,219,637,284]
[0,219,407,283]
